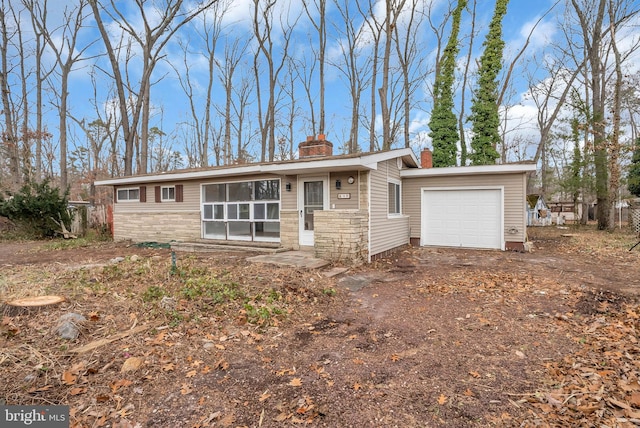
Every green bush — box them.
[0,180,72,238]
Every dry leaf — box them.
[469,371,480,378]
[109,379,132,393]
[463,389,475,397]
[630,392,640,407]
[180,383,192,395]
[69,387,86,396]
[201,365,211,374]
[214,359,229,371]
[437,394,447,405]
[220,414,236,427]
[120,357,144,373]
[390,354,400,362]
[61,371,77,385]
[162,363,175,372]
[289,378,302,387]
[186,370,197,378]
[259,391,271,402]
[352,358,365,365]
[353,382,362,391]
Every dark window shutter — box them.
[114,189,118,203]
[139,186,146,203]
[176,184,184,202]
[155,186,161,203]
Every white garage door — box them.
[421,188,503,249]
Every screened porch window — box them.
[201,179,280,242]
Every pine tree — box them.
[429,0,467,167]
[468,0,508,165]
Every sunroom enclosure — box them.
[201,179,281,242]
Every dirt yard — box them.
[2,226,640,427]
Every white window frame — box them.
[388,180,401,216]
[201,179,281,242]
[161,186,176,202]
[117,187,140,202]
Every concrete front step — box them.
[170,241,291,254]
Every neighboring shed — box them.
[527,194,551,226]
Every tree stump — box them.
[2,295,65,316]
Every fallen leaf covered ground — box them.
[1,225,640,427]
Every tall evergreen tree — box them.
[429,0,467,167]
[468,0,507,165]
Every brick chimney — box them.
[421,149,433,168]
[299,134,333,158]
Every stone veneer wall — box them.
[314,209,369,264]
[113,211,201,242]
[279,210,300,250]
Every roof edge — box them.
[401,163,537,178]
[94,148,419,186]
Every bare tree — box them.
[24,0,54,182]
[232,68,256,163]
[357,0,384,151]
[378,0,407,150]
[252,0,299,161]
[331,0,371,153]
[89,0,215,176]
[568,0,639,229]
[28,0,95,191]
[181,0,232,167]
[302,0,327,136]
[393,0,425,148]
[219,37,249,164]
[0,0,20,190]
[278,58,301,160]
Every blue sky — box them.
[7,0,639,172]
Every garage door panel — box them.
[422,189,502,249]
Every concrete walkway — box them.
[247,250,330,269]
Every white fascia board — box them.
[400,163,537,178]
[357,148,419,167]
[94,165,262,186]
[94,148,419,187]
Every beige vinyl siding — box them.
[402,173,528,244]
[369,160,410,258]
[114,174,286,214]
[281,175,297,210]
[114,181,199,214]
[329,171,359,210]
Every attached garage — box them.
[401,163,536,252]
[421,187,503,250]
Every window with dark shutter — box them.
[155,186,161,203]
[139,186,147,203]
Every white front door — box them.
[299,176,328,246]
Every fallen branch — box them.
[69,323,157,354]
[51,212,77,239]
